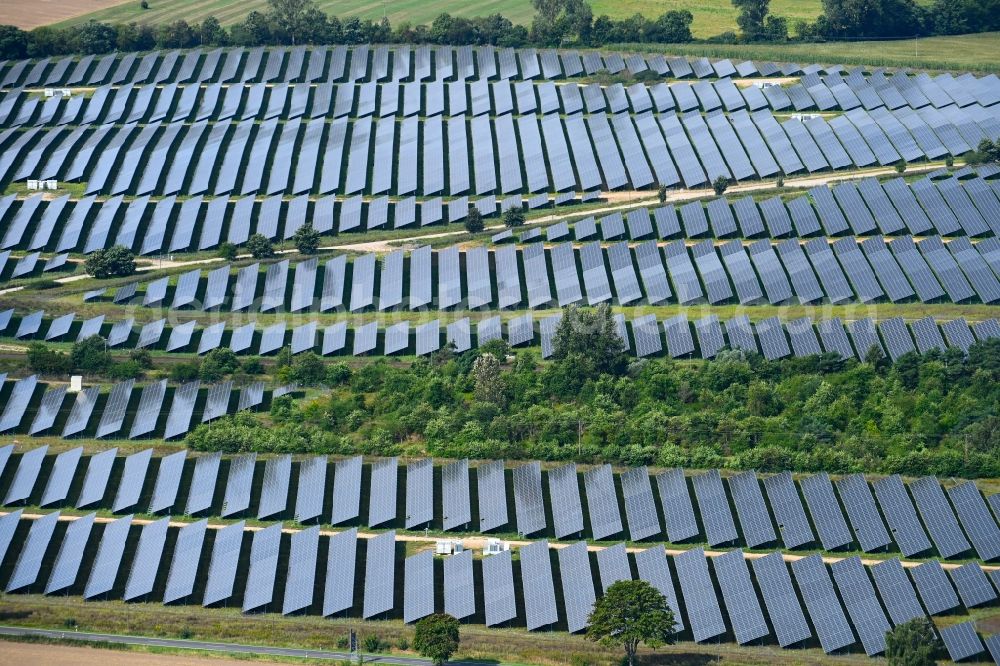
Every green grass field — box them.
[56,0,824,39]
[615,31,1000,73]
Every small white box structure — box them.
[483,539,510,555]
[45,180,58,190]
[44,88,71,97]
[69,376,83,393]
[27,180,39,190]
[435,540,464,555]
[791,113,821,122]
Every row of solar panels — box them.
[95,235,1000,315]
[6,65,997,134]
[2,440,998,564]
[0,512,997,662]
[3,171,998,263]
[0,377,279,440]
[3,101,997,199]
[540,174,1000,242]
[8,43,986,89]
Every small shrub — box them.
[218,242,238,260]
[396,637,409,650]
[362,634,384,653]
[246,233,274,259]
[464,208,484,233]
[291,222,320,254]
[85,245,135,279]
[895,159,907,173]
[62,618,77,628]
[712,176,729,195]
[335,636,349,649]
[140,0,149,8]
[170,362,200,382]
[179,628,193,639]
[502,207,525,228]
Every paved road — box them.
[0,625,472,665]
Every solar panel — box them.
[710,549,768,645]
[908,476,970,558]
[651,469,698,543]
[585,464,623,540]
[947,481,1000,562]
[513,462,546,536]
[0,374,38,432]
[618,467,659,541]
[800,472,853,551]
[112,448,152,512]
[483,549,517,626]
[4,444,48,505]
[363,530,396,618]
[243,522,283,612]
[258,454,291,520]
[674,548,726,642]
[441,458,471,531]
[870,558,924,626]
[45,511,95,594]
[6,509,60,592]
[545,463,583,539]
[164,380,200,440]
[293,456,326,523]
[827,556,891,656]
[123,516,170,601]
[949,562,996,608]
[909,559,960,615]
[596,542,631,594]
[834,474,891,553]
[367,457,397,527]
[941,622,985,663]
[519,540,558,630]
[84,514,133,599]
[323,527,357,616]
[684,470,735,546]
[727,471,776,548]
[751,552,812,647]
[477,459,508,532]
[163,518,208,603]
[29,385,67,435]
[402,550,435,624]
[872,475,932,557]
[282,525,319,615]
[556,541,595,633]
[405,458,434,529]
[443,549,475,620]
[791,553,856,653]
[128,379,166,439]
[40,446,82,507]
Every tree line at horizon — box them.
[0,0,998,62]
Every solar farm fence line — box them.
[0,510,997,657]
[2,445,998,562]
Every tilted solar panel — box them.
[835,474,891,553]
[674,548,726,642]
[282,525,319,615]
[45,511,95,594]
[443,549,475,620]
[727,470,777,548]
[791,554,856,653]
[483,549,517,626]
[800,472,853,551]
[363,530,396,618]
[323,527,358,616]
[243,522,283,612]
[123,516,170,601]
[872,475,932,557]
[163,518,208,604]
[84,514,133,599]
[713,549,770,645]
[6,509,60,592]
[751,552,812,647]
[909,560,960,615]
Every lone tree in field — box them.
[464,207,484,233]
[885,617,941,666]
[246,233,274,258]
[85,245,135,279]
[712,175,729,195]
[587,580,676,666]
[291,221,320,254]
[413,613,460,665]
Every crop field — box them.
[43,0,826,38]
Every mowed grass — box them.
[54,0,823,38]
